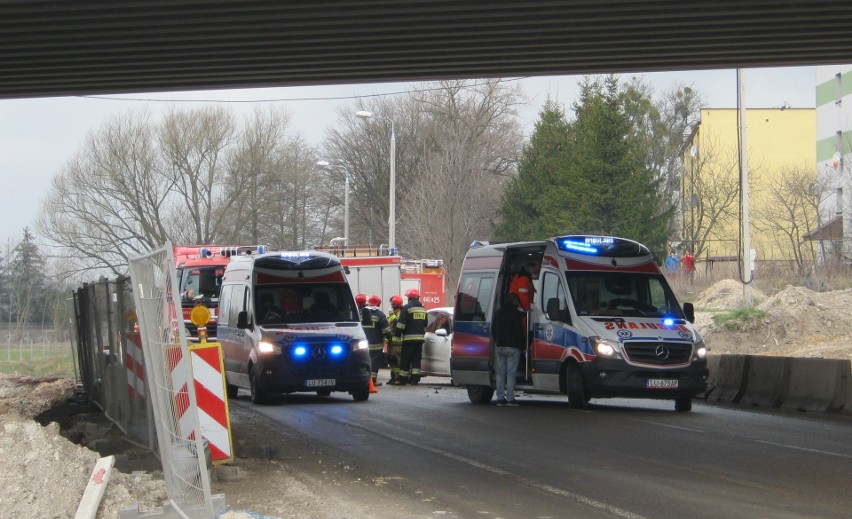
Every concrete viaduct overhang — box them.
[2,1,852,99]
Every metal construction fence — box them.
[128,244,214,518]
[71,277,156,453]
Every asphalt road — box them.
[233,372,852,519]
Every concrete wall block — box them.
[706,354,748,403]
[782,358,850,413]
[739,356,789,408]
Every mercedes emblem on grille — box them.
[655,344,670,360]
[312,346,326,360]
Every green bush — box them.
[711,307,767,331]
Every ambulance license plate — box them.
[646,379,678,389]
[306,378,335,387]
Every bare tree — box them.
[402,79,525,287]
[37,111,170,275]
[752,167,826,272]
[681,139,741,259]
[158,106,236,244]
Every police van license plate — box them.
[646,379,678,389]
[306,378,335,387]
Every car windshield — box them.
[565,271,684,319]
[254,283,359,325]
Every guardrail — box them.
[702,354,851,414]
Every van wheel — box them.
[565,363,588,409]
[351,384,370,402]
[466,385,494,404]
[226,383,239,399]
[675,397,692,412]
[316,389,332,396]
[250,371,267,405]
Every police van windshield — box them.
[254,283,359,325]
[565,272,684,319]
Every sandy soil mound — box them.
[0,376,166,518]
[697,281,852,361]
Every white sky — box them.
[0,66,816,248]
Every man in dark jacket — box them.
[493,293,526,406]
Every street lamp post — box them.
[355,110,396,254]
[317,160,349,246]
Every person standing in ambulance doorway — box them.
[365,294,392,386]
[393,288,428,385]
[493,293,526,406]
[508,262,537,311]
[385,295,404,384]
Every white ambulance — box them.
[451,235,708,411]
[217,250,372,403]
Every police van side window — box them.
[229,285,247,324]
[219,285,232,326]
[541,271,570,325]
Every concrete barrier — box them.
[738,356,788,408]
[844,374,852,415]
[697,354,722,399]
[706,354,748,404]
[782,358,850,413]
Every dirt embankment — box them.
[694,279,852,362]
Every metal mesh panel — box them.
[129,244,214,518]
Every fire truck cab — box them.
[174,244,267,340]
[451,235,708,412]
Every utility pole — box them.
[737,69,753,306]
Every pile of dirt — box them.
[0,376,167,518]
[695,280,852,361]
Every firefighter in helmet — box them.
[365,294,391,386]
[385,295,404,383]
[393,288,428,385]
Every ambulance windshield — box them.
[565,272,684,319]
[254,283,359,325]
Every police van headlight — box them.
[257,341,281,354]
[590,336,619,357]
[694,339,707,359]
[353,339,369,351]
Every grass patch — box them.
[711,307,767,330]
[0,343,76,378]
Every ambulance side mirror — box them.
[683,302,695,323]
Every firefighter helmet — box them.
[405,288,419,299]
[390,295,403,307]
[368,294,381,307]
[355,293,368,307]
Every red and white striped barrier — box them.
[188,342,234,464]
[125,332,146,400]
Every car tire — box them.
[250,370,267,405]
[316,389,332,396]
[226,383,239,399]
[351,384,370,402]
[675,397,692,412]
[466,384,494,404]
[565,362,588,409]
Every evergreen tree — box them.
[8,228,46,334]
[494,76,674,255]
[494,99,571,241]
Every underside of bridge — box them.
[2,1,852,99]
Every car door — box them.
[422,309,452,376]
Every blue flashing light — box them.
[200,247,211,258]
[293,345,308,358]
[329,344,345,357]
[558,239,599,255]
[662,317,675,327]
[257,245,267,254]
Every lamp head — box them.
[316,160,330,167]
[355,110,373,119]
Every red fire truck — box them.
[173,244,268,340]
[314,245,447,310]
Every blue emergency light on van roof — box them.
[557,239,600,255]
[257,245,267,254]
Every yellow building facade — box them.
[681,108,816,262]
